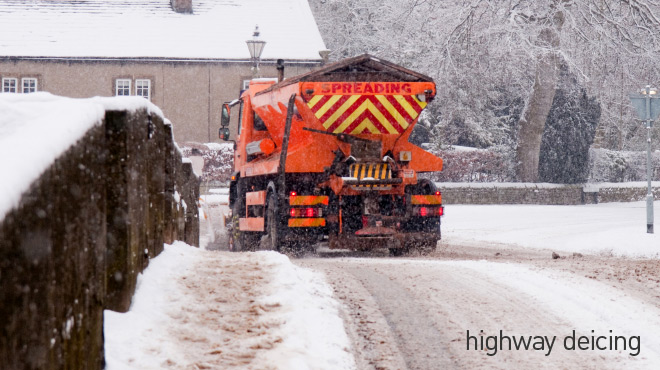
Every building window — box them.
[242,79,251,91]
[21,78,37,93]
[2,78,17,93]
[242,78,277,92]
[135,79,151,100]
[115,79,131,96]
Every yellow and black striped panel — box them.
[349,163,391,188]
[288,218,326,227]
[289,195,329,206]
[411,194,442,205]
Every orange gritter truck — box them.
[219,54,443,255]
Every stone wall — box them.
[0,108,199,369]
[589,184,660,204]
[438,182,660,205]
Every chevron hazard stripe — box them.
[306,93,427,135]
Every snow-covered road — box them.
[299,253,660,370]
[104,197,660,369]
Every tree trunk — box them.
[516,12,564,182]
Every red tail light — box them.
[362,215,368,227]
[290,191,297,197]
[414,206,443,217]
[289,207,322,218]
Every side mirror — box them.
[221,103,231,127]
[219,127,230,141]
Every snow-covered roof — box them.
[0,0,326,60]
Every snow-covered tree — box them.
[538,64,601,183]
[310,0,660,182]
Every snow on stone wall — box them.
[438,182,660,205]
[0,94,199,369]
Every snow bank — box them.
[0,93,162,221]
[256,252,356,370]
[443,201,660,258]
[104,243,355,369]
[104,241,196,369]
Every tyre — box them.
[388,239,409,256]
[267,191,312,256]
[403,238,437,256]
[389,247,409,256]
[266,191,283,251]
[229,200,244,252]
[416,238,437,255]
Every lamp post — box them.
[246,25,266,78]
[629,85,660,233]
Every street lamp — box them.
[629,85,660,233]
[246,25,266,77]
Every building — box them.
[0,0,327,143]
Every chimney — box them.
[276,59,285,83]
[171,0,192,13]
[319,50,331,65]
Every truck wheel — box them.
[407,238,437,256]
[230,200,245,252]
[388,239,408,256]
[389,247,409,256]
[267,192,283,251]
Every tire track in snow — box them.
[358,259,660,369]
[303,257,659,369]
[346,266,458,370]
[443,260,660,368]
